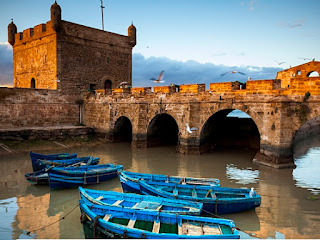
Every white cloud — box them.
[0,42,13,86]
[132,53,282,88]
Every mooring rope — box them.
[26,203,80,235]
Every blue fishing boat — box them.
[48,164,123,190]
[36,156,100,171]
[25,169,49,185]
[30,151,77,171]
[25,157,100,185]
[79,200,240,239]
[118,171,220,193]
[79,187,203,215]
[139,181,261,215]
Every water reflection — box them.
[293,147,320,194]
[226,164,259,184]
[0,141,320,239]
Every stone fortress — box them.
[1,1,320,168]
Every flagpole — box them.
[100,0,105,30]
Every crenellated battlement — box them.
[89,61,320,97]
[14,21,55,46]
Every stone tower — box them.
[8,1,136,95]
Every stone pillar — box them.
[177,101,202,154]
[131,102,148,148]
[253,102,295,168]
[253,143,294,169]
[178,137,201,154]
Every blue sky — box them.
[0,0,319,86]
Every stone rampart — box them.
[0,87,79,129]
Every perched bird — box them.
[119,81,130,88]
[220,71,246,77]
[150,70,165,83]
[186,123,198,134]
[274,60,285,65]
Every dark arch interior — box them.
[113,116,132,142]
[147,114,179,147]
[104,80,112,89]
[30,78,35,88]
[200,109,260,152]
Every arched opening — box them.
[307,71,319,77]
[200,109,260,153]
[113,116,132,142]
[30,78,35,88]
[147,113,179,147]
[292,116,320,194]
[104,80,112,90]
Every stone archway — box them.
[114,116,132,142]
[147,113,179,147]
[200,109,260,153]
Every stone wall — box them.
[276,61,320,88]
[0,87,79,129]
[13,21,57,90]
[57,21,134,95]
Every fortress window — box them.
[106,57,110,64]
[30,78,35,88]
[104,80,112,89]
[89,84,96,91]
[297,70,301,75]
[307,71,319,77]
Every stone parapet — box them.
[179,84,205,93]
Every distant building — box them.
[8,1,136,95]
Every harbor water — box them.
[0,136,320,239]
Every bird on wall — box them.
[186,123,198,134]
[274,60,286,65]
[119,81,130,88]
[220,71,246,77]
[150,70,165,83]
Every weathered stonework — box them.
[8,2,136,96]
[83,62,320,168]
[0,87,79,128]
[2,2,320,169]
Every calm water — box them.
[0,137,320,239]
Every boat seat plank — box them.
[178,224,183,235]
[96,196,103,201]
[181,223,222,236]
[152,221,161,233]
[103,214,111,222]
[112,200,124,206]
[127,219,136,228]
[132,202,139,208]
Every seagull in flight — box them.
[220,71,246,77]
[150,70,165,83]
[274,60,286,65]
[299,57,312,61]
[186,123,198,134]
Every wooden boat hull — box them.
[48,164,123,190]
[79,201,240,239]
[25,169,49,185]
[139,181,261,215]
[118,171,220,194]
[25,157,100,185]
[30,151,77,171]
[79,187,203,215]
